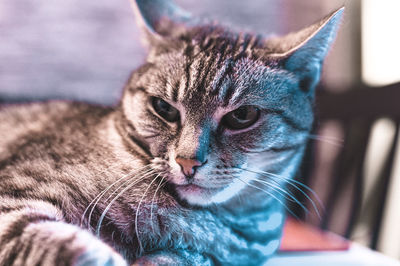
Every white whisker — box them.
[95,169,156,237]
[252,178,309,215]
[237,167,323,219]
[307,134,343,147]
[150,175,166,235]
[236,176,299,219]
[308,134,344,142]
[80,164,152,228]
[86,165,154,231]
[135,173,162,255]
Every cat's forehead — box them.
[149,51,294,111]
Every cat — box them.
[0,0,343,265]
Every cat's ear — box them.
[267,7,344,92]
[130,0,192,44]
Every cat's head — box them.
[120,0,343,206]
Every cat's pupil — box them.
[160,100,171,111]
[233,108,249,121]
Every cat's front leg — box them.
[133,251,212,266]
[0,200,126,266]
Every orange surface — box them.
[279,217,350,252]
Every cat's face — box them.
[120,0,342,206]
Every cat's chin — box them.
[174,184,223,206]
[173,180,246,206]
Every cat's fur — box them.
[0,0,343,265]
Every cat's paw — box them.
[74,238,127,266]
[132,252,191,266]
[70,227,127,266]
[132,255,178,266]
[28,221,127,266]
[133,251,213,266]
[75,248,127,266]
[131,256,156,266]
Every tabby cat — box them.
[0,0,343,265]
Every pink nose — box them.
[175,157,203,177]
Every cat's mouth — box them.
[175,183,222,194]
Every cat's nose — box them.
[175,157,205,178]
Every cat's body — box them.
[0,1,343,265]
[0,101,286,265]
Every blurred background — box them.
[1,0,399,260]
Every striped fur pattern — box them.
[0,1,343,265]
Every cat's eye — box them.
[152,97,180,122]
[222,106,260,130]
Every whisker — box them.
[275,177,324,218]
[237,167,323,219]
[307,134,343,147]
[95,169,156,237]
[85,165,154,230]
[308,134,344,142]
[261,170,324,215]
[80,164,152,228]
[237,166,322,204]
[272,174,322,208]
[150,175,166,234]
[88,168,156,231]
[80,163,126,226]
[236,177,299,219]
[252,178,309,215]
[135,173,162,255]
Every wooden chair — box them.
[293,81,400,250]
